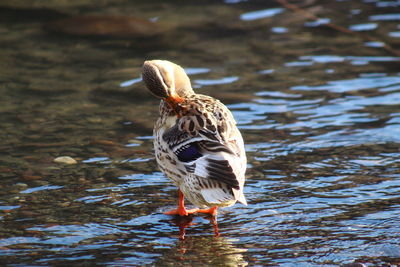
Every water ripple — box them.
[240,8,284,21]
[292,75,400,92]
[349,23,378,31]
[194,76,239,86]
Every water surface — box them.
[1,0,400,266]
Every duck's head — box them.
[142,60,194,103]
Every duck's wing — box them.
[162,100,246,194]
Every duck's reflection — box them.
[170,215,219,240]
[156,216,248,266]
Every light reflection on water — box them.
[1,0,400,266]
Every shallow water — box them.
[1,0,400,266]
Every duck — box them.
[142,59,247,217]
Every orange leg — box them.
[197,206,218,216]
[209,216,220,238]
[164,189,199,216]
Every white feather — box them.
[233,188,247,206]
[201,188,233,204]
[193,157,209,177]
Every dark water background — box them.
[1,0,400,266]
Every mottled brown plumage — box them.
[142,59,247,216]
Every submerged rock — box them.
[0,6,69,23]
[44,15,167,38]
[53,156,77,165]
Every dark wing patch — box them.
[185,163,196,173]
[199,140,234,154]
[175,142,203,163]
[206,158,239,189]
